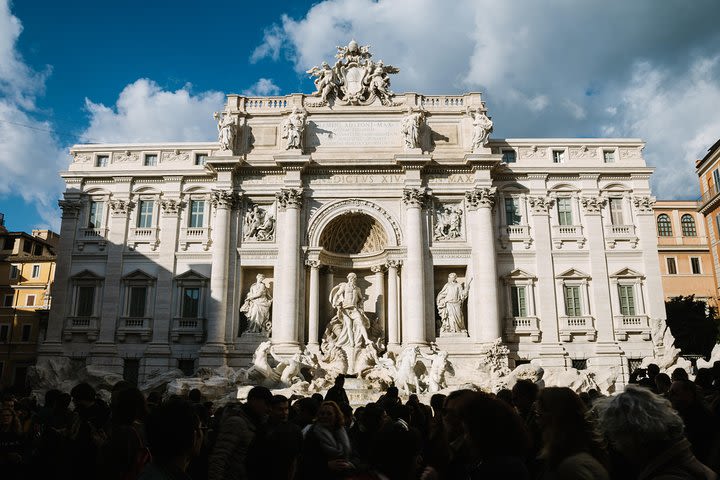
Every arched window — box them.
[657,214,673,237]
[681,214,697,236]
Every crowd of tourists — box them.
[1,361,720,480]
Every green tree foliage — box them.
[665,295,719,358]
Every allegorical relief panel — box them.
[433,202,464,241]
[243,202,276,242]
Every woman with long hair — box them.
[299,400,354,480]
[537,387,609,480]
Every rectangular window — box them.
[22,240,32,253]
[572,359,588,370]
[195,154,208,166]
[609,198,624,225]
[182,287,200,317]
[0,325,8,342]
[3,295,12,307]
[504,198,522,226]
[25,294,35,307]
[691,257,701,274]
[178,359,195,376]
[9,265,19,279]
[88,201,103,229]
[511,286,527,317]
[33,243,42,255]
[137,200,154,228]
[76,286,95,317]
[618,285,636,316]
[144,154,158,166]
[128,286,147,317]
[557,198,573,226]
[714,169,720,193]
[3,237,15,251]
[502,150,516,163]
[21,325,31,342]
[552,150,565,163]
[96,155,109,167]
[123,359,140,386]
[667,258,677,275]
[31,265,40,278]
[189,200,205,228]
[603,150,615,163]
[564,285,582,316]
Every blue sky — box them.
[1,0,720,233]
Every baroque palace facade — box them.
[40,43,663,384]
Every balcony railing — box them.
[80,227,108,238]
[171,317,205,342]
[604,224,639,248]
[63,316,100,341]
[117,317,153,342]
[179,227,211,251]
[504,316,541,342]
[498,224,532,249]
[559,315,596,341]
[128,227,159,250]
[613,314,650,341]
[551,225,586,249]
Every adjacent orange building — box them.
[0,221,59,390]
[654,200,716,306]
[696,139,720,302]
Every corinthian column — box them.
[386,260,401,347]
[201,189,237,366]
[306,260,320,347]
[273,188,303,352]
[466,187,500,342]
[402,188,428,345]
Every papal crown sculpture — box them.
[306,40,400,106]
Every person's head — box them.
[246,386,272,418]
[317,401,344,430]
[670,367,689,382]
[44,389,61,409]
[496,389,514,406]
[293,397,320,426]
[668,379,700,411]
[448,273,457,283]
[0,407,20,432]
[443,389,475,442]
[113,387,148,425]
[407,394,419,406]
[596,385,685,465]
[311,393,324,405]
[340,402,354,428]
[270,395,289,423]
[145,399,202,467]
[371,423,423,479]
[347,272,357,285]
[512,379,539,413]
[147,391,162,409]
[55,393,71,412]
[646,363,660,379]
[360,403,387,433]
[70,382,96,408]
[188,388,202,403]
[655,373,672,394]
[430,394,446,417]
[385,386,399,400]
[388,403,411,425]
[537,387,603,467]
[334,375,345,388]
[461,391,531,461]
[694,368,713,389]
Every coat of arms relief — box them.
[306,40,400,106]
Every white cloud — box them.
[81,79,224,143]
[242,78,281,97]
[253,0,720,198]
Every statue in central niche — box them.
[437,273,471,334]
[324,272,372,348]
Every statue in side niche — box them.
[281,107,307,150]
[467,107,493,151]
[214,111,237,152]
[436,273,471,333]
[240,274,273,334]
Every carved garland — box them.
[306,198,402,247]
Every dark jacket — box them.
[638,439,716,480]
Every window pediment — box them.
[122,269,156,281]
[610,267,644,279]
[175,270,208,282]
[71,269,104,280]
[503,268,536,280]
[556,268,590,280]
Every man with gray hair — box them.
[595,385,715,479]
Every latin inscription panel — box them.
[306,121,400,148]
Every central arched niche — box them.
[319,212,388,255]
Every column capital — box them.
[580,195,606,215]
[465,187,496,210]
[527,195,555,215]
[211,189,239,209]
[305,259,320,269]
[632,195,656,214]
[370,264,385,274]
[386,259,403,269]
[402,187,429,208]
[109,198,135,216]
[160,198,186,216]
[58,199,82,219]
[276,188,303,209]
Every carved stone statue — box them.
[281,107,307,150]
[323,272,372,349]
[214,111,237,152]
[401,108,425,150]
[306,61,337,103]
[467,107,493,152]
[436,273,471,334]
[240,274,273,334]
[395,346,421,394]
[421,346,452,393]
[434,205,463,240]
[243,204,275,241]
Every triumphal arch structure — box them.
[41,42,665,388]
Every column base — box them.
[270,340,302,356]
[538,343,568,367]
